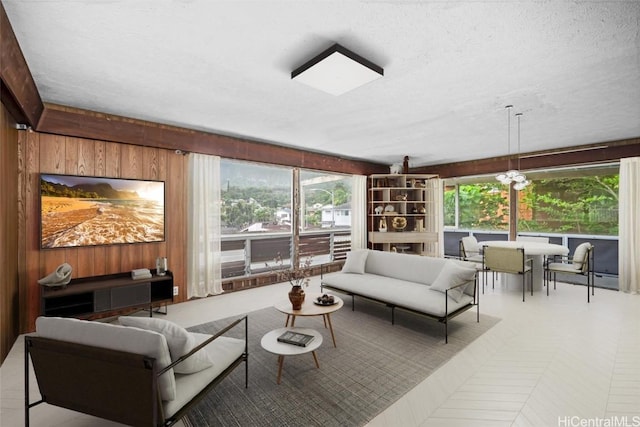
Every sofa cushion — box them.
[430,261,477,302]
[119,317,213,374]
[35,316,176,401]
[364,250,447,285]
[163,333,246,419]
[572,242,591,269]
[341,249,369,274]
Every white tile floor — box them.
[2,276,639,427]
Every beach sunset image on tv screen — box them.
[40,174,165,249]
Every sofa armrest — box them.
[320,262,344,279]
[159,315,248,375]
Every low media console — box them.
[41,270,174,319]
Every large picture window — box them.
[444,164,619,236]
[219,160,352,279]
[517,168,619,235]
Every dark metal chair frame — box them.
[482,246,533,302]
[25,315,248,427]
[545,244,595,302]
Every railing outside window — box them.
[221,230,351,279]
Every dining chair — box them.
[483,246,533,302]
[545,242,595,302]
[459,236,484,263]
[459,236,488,285]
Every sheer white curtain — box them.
[350,175,367,249]
[619,157,640,294]
[187,153,223,298]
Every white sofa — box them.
[321,249,478,343]
[25,315,247,426]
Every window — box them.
[444,164,619,236]
[517,166,619,235]
[444,182,509,231]
[300,170,352,231]
[219,160,353,279]
[221,160,292,234]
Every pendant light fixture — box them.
[513,112,531,191]
[496,105,529,190]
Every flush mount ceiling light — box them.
[291,44,383,96]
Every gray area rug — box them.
[184,295,499,427]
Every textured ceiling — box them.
[3,0,640,168]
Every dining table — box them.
[481,240,570,292]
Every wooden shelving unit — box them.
[368,174,442,256]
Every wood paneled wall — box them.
[18,131,187,332]
[1,102,19,363]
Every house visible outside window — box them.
[219,160,353,278]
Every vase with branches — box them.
[266,253,312,309]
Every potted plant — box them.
[267,253,312,309]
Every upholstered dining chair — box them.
[483,246,533,302]
[460,236,489,285]
[459,236,484,263]
[545,242,594,302]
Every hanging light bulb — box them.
[496,107,530,190]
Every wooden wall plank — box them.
[18,131,187,330]
[39,134,65,172]
[23,130,40,331]
[94,139,106,176]
[166,152,187,302]
[77,137,95,176]
[64,136,79,174]
[105,141,120,178]
[120,144,142,178]
[1,102,20,362]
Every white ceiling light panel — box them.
[291,44,383,96]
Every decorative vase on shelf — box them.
[392,216,407,232]
[288,285,305,310]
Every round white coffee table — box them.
[274,293,343,347]
[260,327,323,385]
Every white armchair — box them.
[459,236,484,263]
[545,242,594,302]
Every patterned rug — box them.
[184,296,499,427]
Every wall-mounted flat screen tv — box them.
[40,174,165,249]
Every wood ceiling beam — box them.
[0,2,44,127]
[37,104,388,176]
[415,138,640,178]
